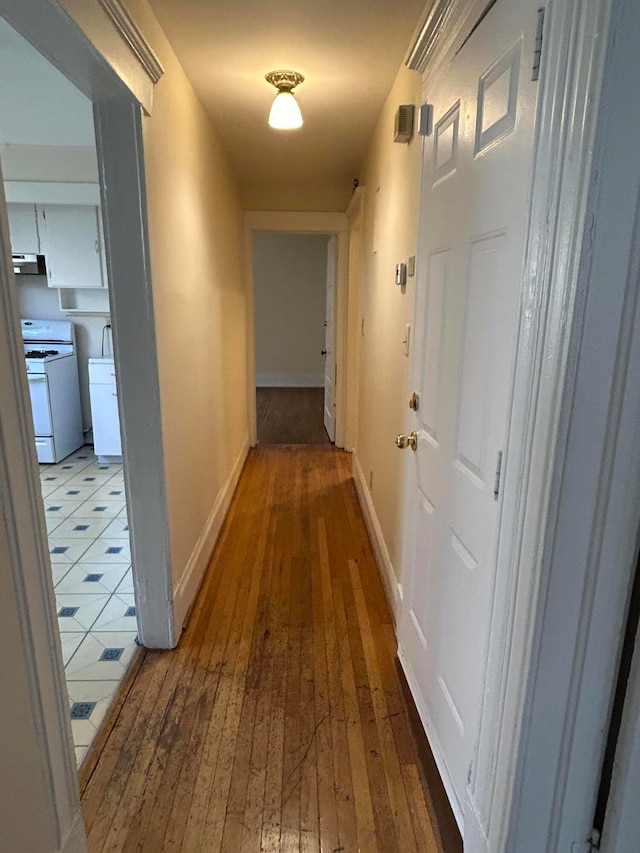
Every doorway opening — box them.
[253,230,336,446]
[0,16,137,768]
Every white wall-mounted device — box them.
[418,103,434,136]
[396,262,407,286]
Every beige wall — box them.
[125,2,248,592]
[354,64,423,581]
[243,180,351,215]
[253,232,328,387]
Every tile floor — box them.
[40,446,137,767]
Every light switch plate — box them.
[403,324,411,357]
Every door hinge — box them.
[493,451,503,500]
[532,7,545,81]
[570,829,601,852]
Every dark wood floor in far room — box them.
[256,387,332,445]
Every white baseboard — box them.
[256,372,324,388]
[352,450,403,620]
[397,642,464,834]
[59,811,88,853]
[172,436,250,633]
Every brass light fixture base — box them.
[265,70,304,91]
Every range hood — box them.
[12,253,46,275]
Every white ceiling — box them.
[0,17,94,148]
[147,0,428,209]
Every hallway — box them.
[80,447,458,852]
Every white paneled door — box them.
[323,235,337,441]
[398,0,540,828]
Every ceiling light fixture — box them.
[265,70,304,130]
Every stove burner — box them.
[25,349,59,359]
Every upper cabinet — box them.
[7,203,40,254]
[38,204,106,289]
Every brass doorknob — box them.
[395,431,417,451]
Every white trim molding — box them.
[59,814,88,853]
[94,99,175,650]
[352,451,403,619]
[97,0,164,84]
[173,437,250,634]
[406,0,465,71]
[503,2,640,850]
[55,0,163,113]
[406,0,495,78]
[255,372,324,388]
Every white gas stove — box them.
[21,319,84,463]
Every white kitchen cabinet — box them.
[38,204,106,289]
[7,203,40,254]
[89,358,122,461]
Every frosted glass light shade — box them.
[268,90,303,129]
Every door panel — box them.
[398,0,540,828]
[419,247,448,443]
[323,235,337,441]
[27,374,52,435]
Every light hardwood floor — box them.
[81,447,461,852]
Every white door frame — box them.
[0,158,87,853]
[406,0,640,849]
[503,1,640,848]
[0,0,175,649]
[345,187,364,452]
[0,1,172,848]
[244,210,349,447]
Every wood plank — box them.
[85,509,236,850]
[317,518,358,851]
[332,546,379,852]
[403,765,441,853]
[349,558,420,852]
[98,496,252,851]
[238,466,283,852]
[310,487,340,853]
[183,465,276,852]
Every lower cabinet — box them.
[88,358,122,461]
